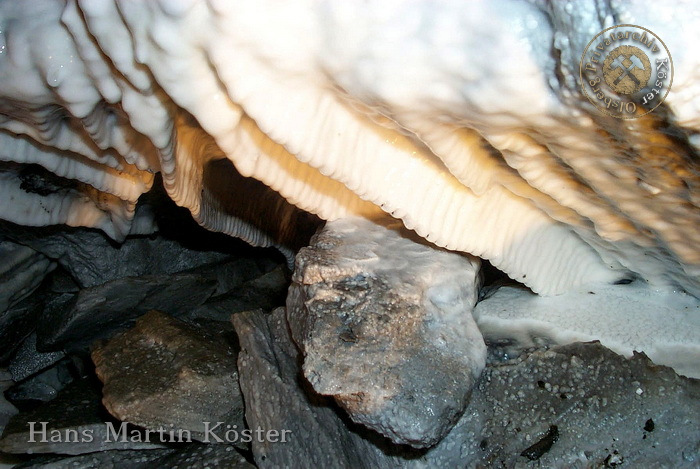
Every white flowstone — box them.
[0,0,698,298]
[474,283,700,378]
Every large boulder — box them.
[287,217,485,447]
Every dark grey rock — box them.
[233,307,415,469]
[11,449,176,469]
[187,257,282,298]
[0,294,44,363]
[0,369,18,437]
[287,217,485,448]
[189,267,289,321]
[423,342,700,467]
[9,335,65,383]
[149,443,254,468]
[0,378,166,455]
[0,241,54,313]
[6,358,75,404]
[9,444,254,469]
[92,310,244,443]
[0,228,234,289]
[36,274,217,352]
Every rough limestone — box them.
[92,310,244,443]
[287,217,485,447]
[233,307,415,468]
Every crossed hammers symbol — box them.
[611,54,645,86]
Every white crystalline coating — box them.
[0,168,136,240]
[474,284,700,378]
[0,1,698,300]
[0,132,151,204]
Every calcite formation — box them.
[0,0,697,298]
[0,1,699,464]
[233,307,413,468]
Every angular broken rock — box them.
[0,377,166,455]
[9,444,254,469]
[38,273,217,351]
[190,267,289,321]
[287,217,486,448]
[0,226,234,289]
[8,333,65,383]
[0,370,18,437]
[92,310,244,443]
[0,293,44,362]
[233,307,415,468]
[0,240,54,313]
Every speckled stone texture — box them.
[287,217,485,448]
[432,341,700,467]
[92,310,243,443]
[0,377,166,455]
[233,307,415,468]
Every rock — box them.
[287,217,485,447]
[0,294,44,363]
[10,444,253,469]
[0,377,167,455]
[92,310,244,443]
[11,449,177,469]
[190,267,289,321]
[37,274,217,352]
[0,225,236,289]
[233,307,416,468]
[8,335,65,383]
[0,370,18,438]
[6,357,76,404]
[0,240,54,313]
[187,257,282,298]
[423,341,700,467]
[147,443,254,469]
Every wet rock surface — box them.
[92,310,244,443]
[288,217,485,448]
